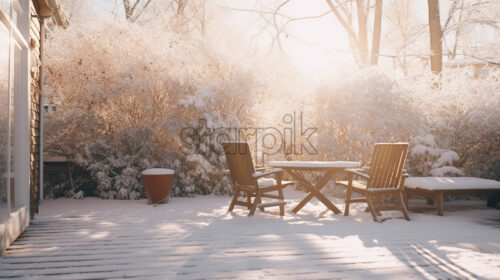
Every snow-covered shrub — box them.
[404,68,500,180]
[170,88,241,196]
[310,67,499,180]
[311,67,499,181]
[408,134,463,176]
[79,127,154,200]
[313,68,422,164]
[43,4,258,199]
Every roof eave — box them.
[37,0,69,28]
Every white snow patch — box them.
[72,190,84,200]
[270,161,360,168]
[258,178,277,188]
[436,150,459,165]
[411,144,441,157]
[179,87,215,109]
[405,177,500,190]
[430,166,464,177]
[413,134,436,146]
[141,168,175,175]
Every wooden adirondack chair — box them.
[223,142,294,216]
[337,143,410,222]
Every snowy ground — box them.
[1,189,499,280]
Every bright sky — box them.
[216,0,354,75]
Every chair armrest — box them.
[255,166,267,172]
[252,168,283,179]
[345,168,370,179]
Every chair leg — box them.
[246,192,252,208]
[367,193,380,222]
[397,191,411,221]
[403,192,409,208]
[278,186,285,216]
[249,190,262,216]
[344,187,352,216]
[250,192,264,212]
[372,195,382,212]
[228,188,240,212]
[365,195,381,215]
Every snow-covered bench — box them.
[404,177,500,216]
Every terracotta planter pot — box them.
[141,168,175,204]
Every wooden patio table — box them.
[269,161,360,214]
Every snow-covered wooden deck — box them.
[1,189,499,279]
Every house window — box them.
[0,0,30,222]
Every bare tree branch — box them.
[123,0,153,23]
[324,0,359,45]
[130,0,152,22]
[444,0,460,31]
[272,0,292,50]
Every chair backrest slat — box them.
[223,142,257,187]
[381,145,399,187]
[367,143,409,189]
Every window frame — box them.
[0,0,31,217]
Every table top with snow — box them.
[405,177,500,190]
[270,161,360,169]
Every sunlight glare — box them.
[89,231,110,239]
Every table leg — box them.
[288,169,330,212]
[310,188,342,214]
[292,192,315,213]
[286,169,341,214]
[436,192,444,216]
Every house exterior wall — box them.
[29,0,41,218]
[0,0,44,253]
